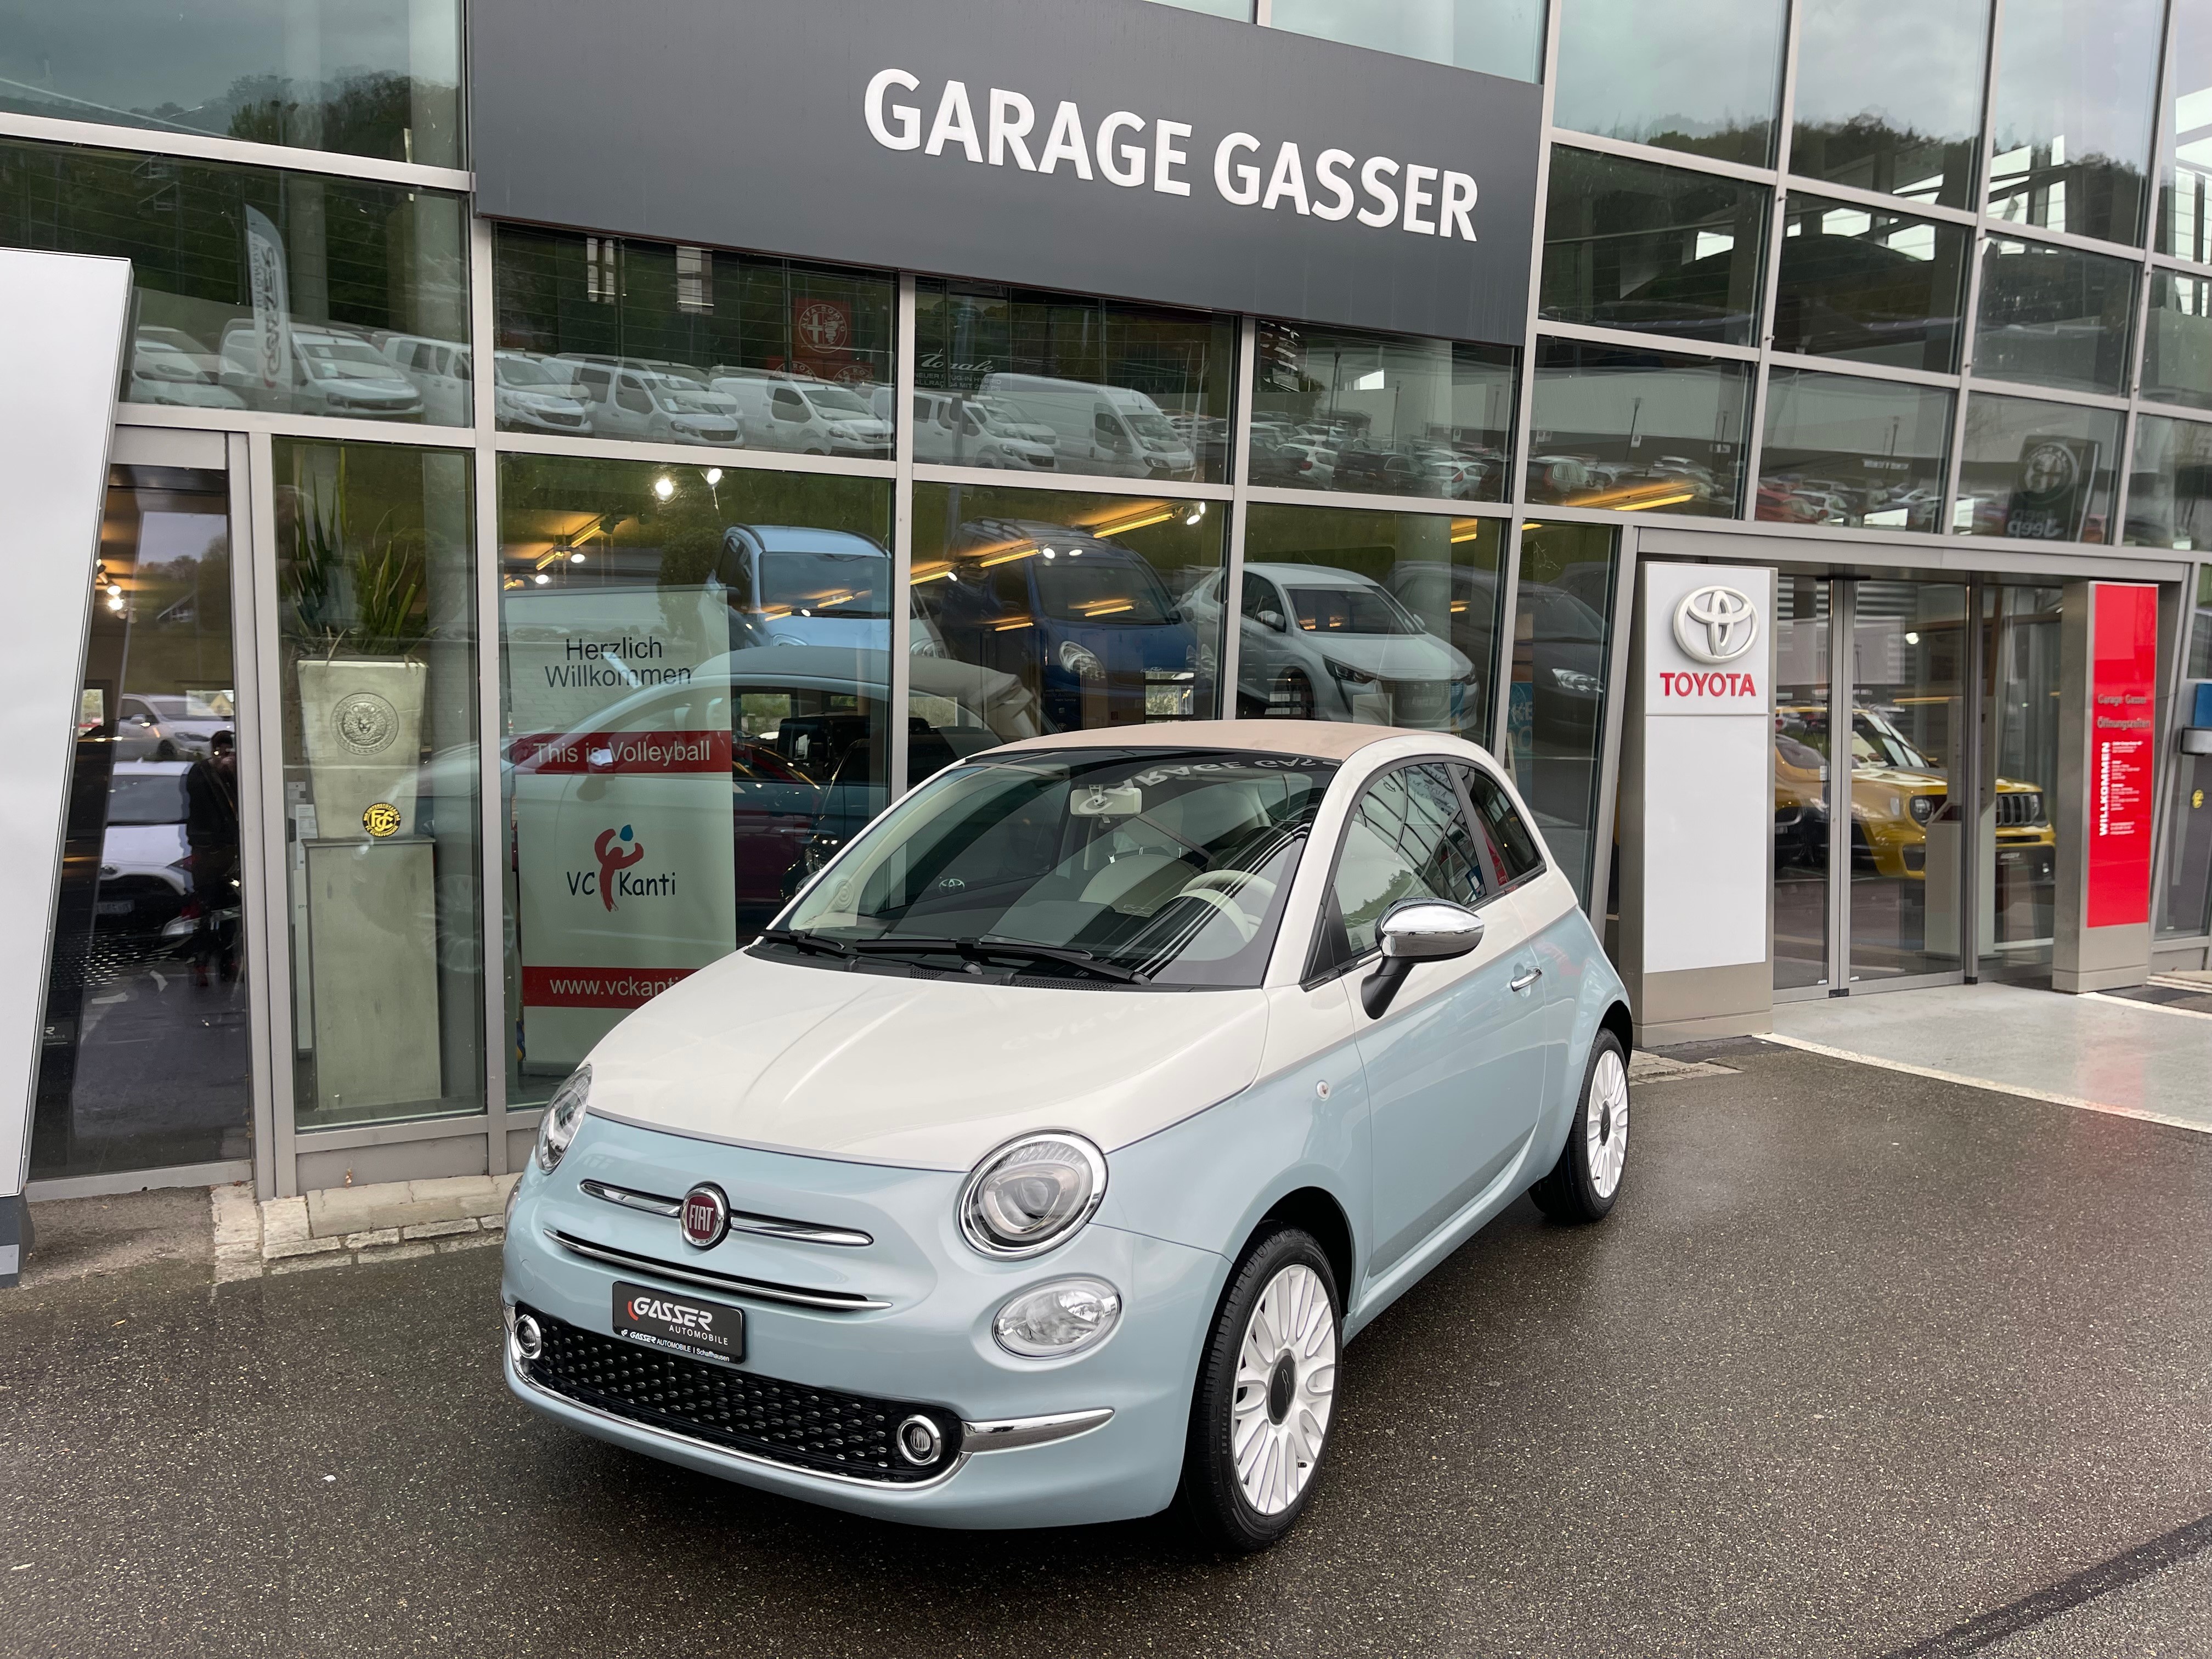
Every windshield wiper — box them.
[754,927,855,960]
[848,935,1142,983]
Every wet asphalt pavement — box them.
[4,1037,2211,1658]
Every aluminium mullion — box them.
[0,110,474,192]
[1584,524,1638,929]
[227,432,279,1201]
[1221,316,1257,717]
[1543,128,1779,187]
[1827,577,1854,991]
[1738,0,1803,523]
[1960,575,1987,980]
[469,213,508,1173]
[1943,0,2007,543]
[890,274,917,802]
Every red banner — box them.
[510,729,732,775]
[521,965,696,1009]
[2086,583,2158,929]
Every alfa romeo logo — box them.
[1673,584,1760,665]
[332,691,400,758]
[2018,440,2079,504]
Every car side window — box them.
[616,375,652,413]
[773,388,808,422]
[1322,764,1489,969]
[1458,764,1544,883]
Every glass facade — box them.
[1250,321,1513,503]
[0,0,463,167]
[1789,0,1988,209]
[24,0,2212,1189]
[1774,195,1968,373]
[1552,0,1785,166]
[0,138,469,424]
[1985,0,2163,245]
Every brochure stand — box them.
[302,838,443,1115]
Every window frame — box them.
[1300,754,1523,989]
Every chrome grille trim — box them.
[578,1179,873,1246]
[544,1228,891,1311]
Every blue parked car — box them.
[721,524,892,653]
[918,517,1209,735]
[501,720,1633,1549]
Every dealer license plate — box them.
[612,1280,744,1366]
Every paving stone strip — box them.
[212,1173,521,1282]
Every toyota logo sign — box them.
[680,1183,730,1250]
[1673,584,1760,665]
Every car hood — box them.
[1304,633,1472,680]
[583,950,1271,1170]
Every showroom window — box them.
[912,280,1235,484]
[1505,522,1617,905]
[1985,0,2162,246]
[1773,195,1970,374]
[1757,371,1955,534]
[0,138,469,426]
[493,225,896,450]
[1787,0,1987,209]
[907,482,1224,786]
[274,439,483,1130]
[1250,320,1515,504]
[2123,415,2212,550]
[1539,149,1769,348]
[1270,0,1544,82]
[0,0,462,167]
[2158,0,2212,263]
[1239,504,1505,745]
[1972,239,2140,397]
[1526,339,1751,517]
[1551,0,1785,167]
[496,454,894,1110]
[1953,392,2121,541]
[2141,272,2212,413]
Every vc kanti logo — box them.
[567,824,676,912]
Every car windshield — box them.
[107,771,187,825]
[776,749,1338,987]
[804,383,875,417]
[1032,555,1180,624]
[1124,409,1182,447]
[758,549,890,618]
[649,379,726,414]
[1852,709,1938,772]
[301,340,397,380]
[1289,584,1424,636]
[498,357,580,392]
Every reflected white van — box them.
[566,362,742,446]
[881,388,1055,470]
[219,323,424,419]
[715,373,891,458]
[979,373,1196,478]
[377,333,473,425]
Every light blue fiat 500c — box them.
[502,720,1633,1550]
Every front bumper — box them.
[500,1116,1222,1528]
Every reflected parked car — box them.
[97,760,194,939]
[721,525,893,652]
[565,360,742,445]
[883,388,1055,470]
[1189,563,1475,728]
[492,351,595,435]
[128,329,246,409]
[219,323,425,419]
[979,374,1197,479]
[377,332,474,425]
[921,518,1208,733]
[717,373,890,458]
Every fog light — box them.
[896,1414,944,1466]
[514,1313,543,1361]
[992,1278,1122,1359]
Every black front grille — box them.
[519,1307,958,1483]
[1996,791,2045,827]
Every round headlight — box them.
[1909,794,1935,825]
[533,1064,591,1173]
[959,1133,1107,1258]
[993,1278,1122,1358]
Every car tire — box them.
[1529,1030,1630,1223]
[1175,1225,1340,1554]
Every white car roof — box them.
[1243,562,1383,590]
[990,718,1464,763]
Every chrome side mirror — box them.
[1363,899,1483,1018]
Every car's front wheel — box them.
[1530,1030,1630,1222]
[1176,1226,1340,1553]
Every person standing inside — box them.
[184,729,241,985]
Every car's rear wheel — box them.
[1530,1031,1629,1223]
[1176,1226,1339,1553]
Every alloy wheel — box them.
[1230,1262,1337,1515]
[1585,1046,1629,1199]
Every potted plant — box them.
[286,454,430,843]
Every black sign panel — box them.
[469,0,1542,345]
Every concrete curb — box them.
[210,1173,518,1282]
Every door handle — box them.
[1509,966,1542,994]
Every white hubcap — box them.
[1585,1047,1629,1198]
[1231,1262,1338,1515]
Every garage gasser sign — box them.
[506,589,737,1075]
[467,0,1542,347]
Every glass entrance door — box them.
[30,464,252,1182]
[1772,575,1973,995]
